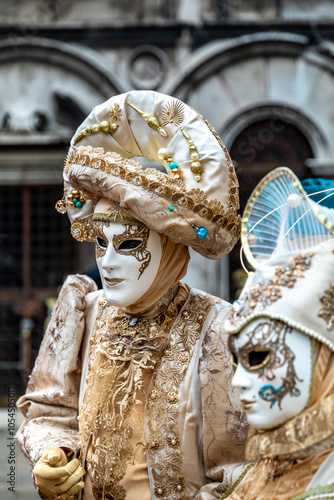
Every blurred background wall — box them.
[1,0,334,401]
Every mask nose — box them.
[231,362,253,390]
[101,244,117,271]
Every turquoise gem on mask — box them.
[75,201,83,208]
[197,227,208,239]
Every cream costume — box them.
[16,91,248,500]
[223,168,334,500]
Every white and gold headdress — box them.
[226,167,334,351]
[56,90,240,259]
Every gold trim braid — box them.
[68,146,241,238]
[92,212,147,228]
[291,482,334,499]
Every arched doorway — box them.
[228,117,314,300]
[161,32,334,300]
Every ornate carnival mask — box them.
[92,199,162,307]
[229,318,313,430]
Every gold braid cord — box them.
[67,146,241,238]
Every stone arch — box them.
[161,32,334,299]
[161,32,334,163]
[0,36,130,136]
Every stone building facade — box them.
[1,0,334,397]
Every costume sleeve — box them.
[16,274,97,470]
[195,305,249,500]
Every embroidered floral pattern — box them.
[229,252,314,325]
[145,293,216,499]
[318,283,334,331]
[79,290,187,500]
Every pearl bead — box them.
[158,148,168,160]
[100,120,110,133]
[169,162,178,170]
[287,194,301,208]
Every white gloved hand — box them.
[33,447,85,499]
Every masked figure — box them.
[223,167,334,499]
[16,90,248,500]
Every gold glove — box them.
[33,447,85,499]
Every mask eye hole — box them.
[118,239,143,251]
[96,236,107,249]
[248,350,271,370]
[230,352,238,368]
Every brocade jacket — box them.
[16,274,247,500]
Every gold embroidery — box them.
[192,110,240,212]
[318,283,334,331]
[246,393,334,461]
[92,220,108,259]
[67,146,241,237]
[146,293,217,499]
[230,252,314,325]
[109,103,122,121]
[291,482,334,499]
[79,297,181,500]
[113,224,151,279]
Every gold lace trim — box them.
[145,293,219,499]
[292,482,334,499]
[246,393,334,461]
[79,295,183,500]
[68,146,241,237]
[197,112,240,212]
[219,463,255,500]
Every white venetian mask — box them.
[93,221,162,307]
[229,318,313,430]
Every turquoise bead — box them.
[75,201,83,208]
[197,227,208,239]
[169,162,178,170]
[72,197,77,203]
[169,206,174,211]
